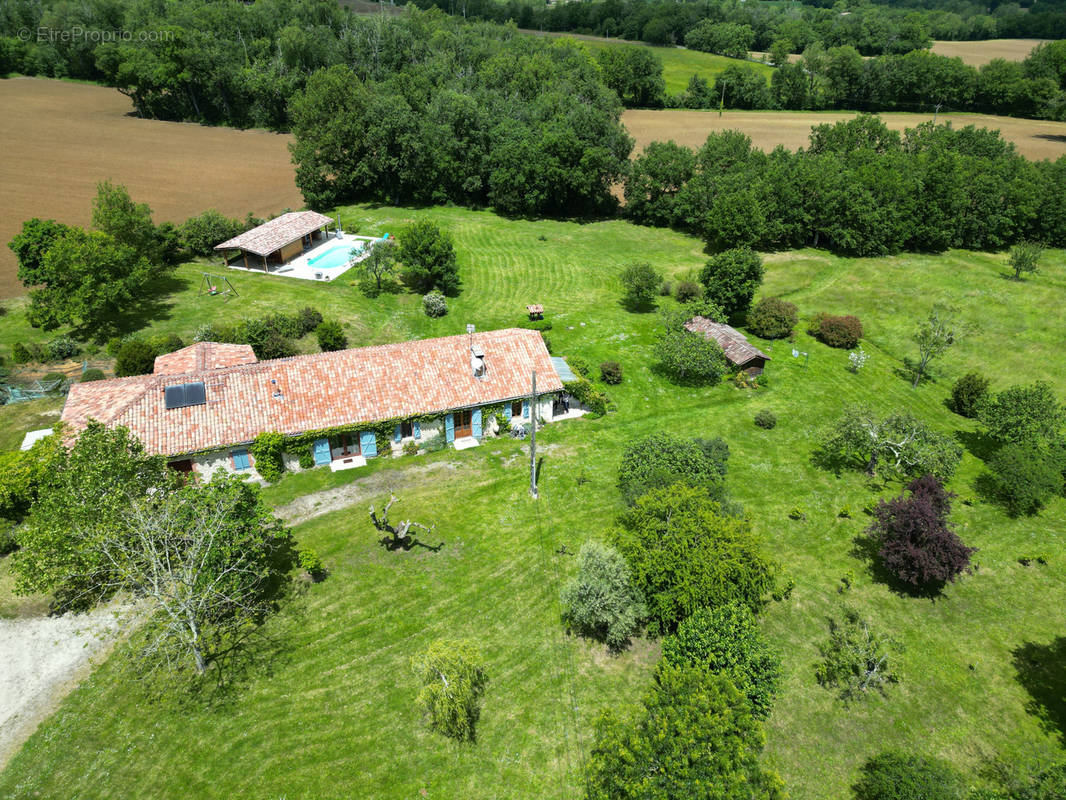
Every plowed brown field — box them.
[0,78,301,299]
[623,108,1066,161]
[930,38,1050,65]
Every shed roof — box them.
[62,329,561,457]
[551,356,577,383]
[684,317,770,367]
[214,211,334,257]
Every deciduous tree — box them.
[398,220,461,297]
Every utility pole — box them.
[529,370,538,499]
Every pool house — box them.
[215,211,336,272]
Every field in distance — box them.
[522,30,774,94]
[0,77,303,300]
[931,38,1051,66]
[623,108,1066,160]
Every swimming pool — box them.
[307,242,363,270]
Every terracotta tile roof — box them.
[154,342,258,375]
[214,211,334,257]
[62,329,561,457]
[684,317,770,366]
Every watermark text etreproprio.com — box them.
[17,26,174,43]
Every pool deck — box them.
[226,232,380,282]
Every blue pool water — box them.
[307,242,363,270]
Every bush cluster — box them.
[250,432,287,483]
[47,336,79,361]
[599,361,622,385]
[563,378,609,417]
[315,321,347,352]
[950,371,990,418]
[868,475,975,590]
[811,313,864,349]
[422,290,448,318]
[616,431,730,506]
[747,297,798,340]
[754,409,777,430]
[560,542,646,650]
[80,368,105,382]
[673,279,703,304]
[661,603,781,718]
[113,333,185,377]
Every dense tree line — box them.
[625,115,1066,257]
[414,0,1066,52]
[672,43,1066,122]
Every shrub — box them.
[402,440,419,456]
[423,433,447,453]
[560,542,646,650]
[413,639,488,741]
[297,450,314,470]
[599,361,622,385]
[298,548,325,579]
[611,484,778,635]
[869,475,975,589]
[520,318,552,332]
[399,220,461,296]
[979,381,1064,446]
[673,279,703,303]
[816,314,863,349]
[816,605,901,701]
[47,336,79,361]
[114,339,156,377]
[620,262,663,310]
[80,368,105,382]
[11,342,31,364]
[852,751,965,800]
[661,603,781,718]
[179,210,243,256]
[986,443,1063,516]
[567,355,591,378]
[698,247,764,319]
[655,313,728,385]
[563,378,608,417]
[950,371,990,418]
[294,306,324,336]
[263,312,304,340]
[617,432,729,505]
[585,666,785,800]
[422,290,448,318]
[747,297,797,340]
[192,324,215,342]
[146,333,184,357]
[250,432,286,483]
[315,320,347,352]
[754,409,777,429]
[659,280,673,297]
[0,522,16,557]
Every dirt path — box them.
[0,603,130,769]
[274,460,462,525]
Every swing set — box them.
[199,273,239,300]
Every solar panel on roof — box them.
[164,382,207,410]
[164,385,186,410]
[184,382,206,406]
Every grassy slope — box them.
[571,38,774,96]
[0,207,1064,798]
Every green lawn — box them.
[1,206,1064,798]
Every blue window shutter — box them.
[413,419,421,440]
[394,424,402,443]
[232,448,250,470]
[313,438,330,466]
[445,413,455,443]
[522,400,530,419]
[360,431,377,457]
[472,408,482,438]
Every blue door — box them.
[394,424,402,444]
[359,431,377,457]
[445,413,455,443]
[313,438,331,466]
[472,408,482,439]
[413,419,421,440]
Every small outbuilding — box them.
[214,211,335,271]
[685,316,771,375]
[526,304,544,321]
